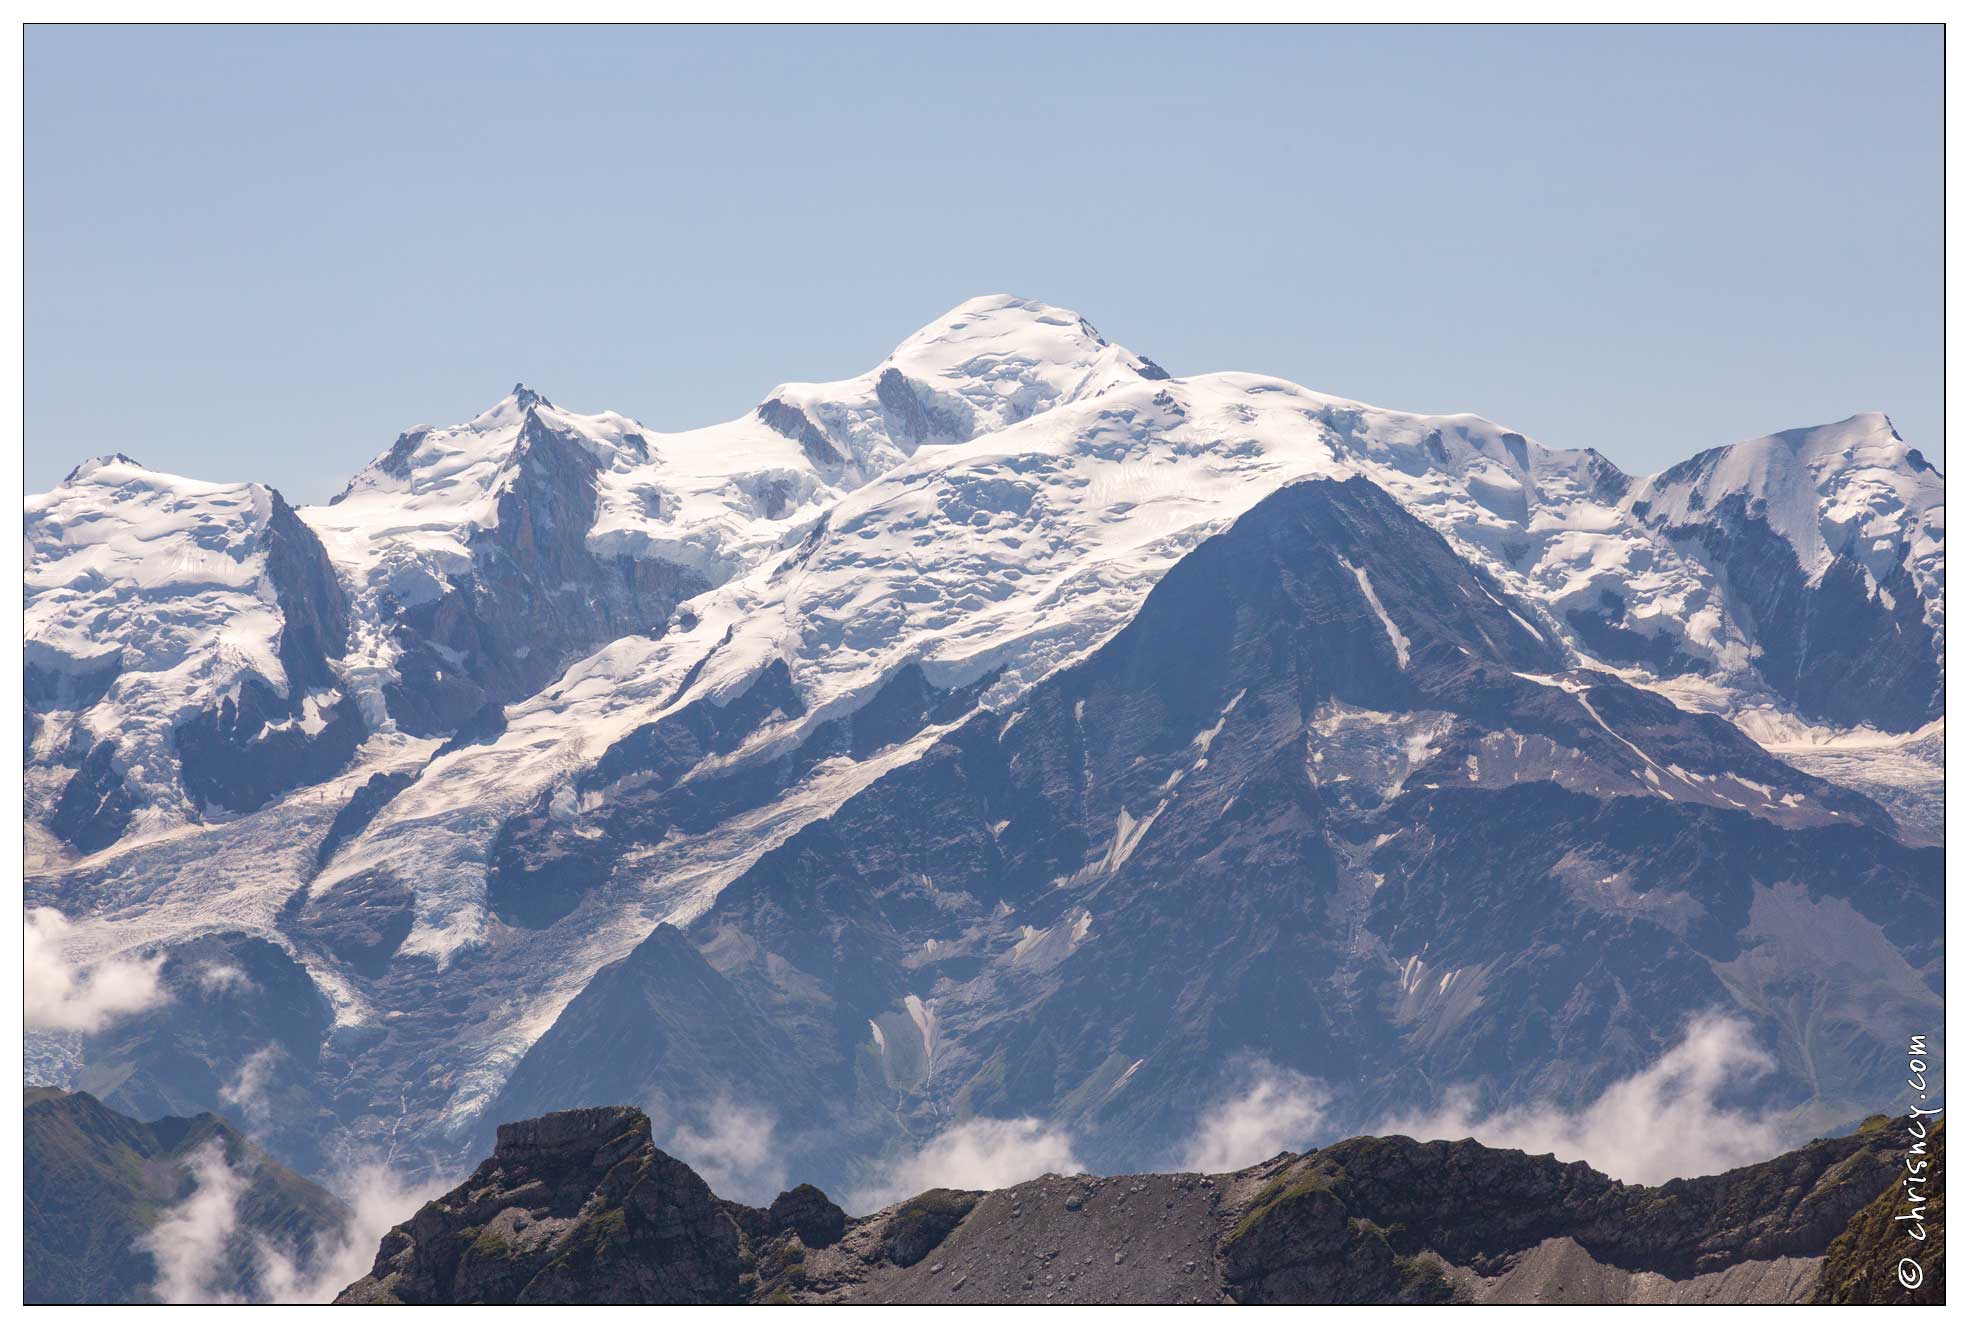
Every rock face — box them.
[1221,1124,1909,1302]
[338,1107,758,1305]
[24,1087,347,1304]
[336,1106,1920,1305]
[364,405,711,739]
[1811,1117,1945,1305]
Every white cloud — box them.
[256,1162,441,1304]
[138,1139,444,1304]
[1376,1011,1792,1184]
[664,1098,785,1204]
[219,1045,282,1131]
[25,907,167,1033]
[194,962,253,996]
[138,1140,248,1303]
[847,1117,1084,1214]
[1178,1065,1331,1173]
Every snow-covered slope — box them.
[27,457,290,720]
[1630,412,1943,597]
[298,295,1171,737]
[1277,397,1753,680]
[754,292,1169,479]
[314,383,812,601]
[1622,413,1945,730]
[1629,411,1944,653]
[23,296,1181,862]
[25,456,355,854]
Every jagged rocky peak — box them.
[338,1104,854,1306]
[508,382,552,412]
[333,381,651,509]
[59,452,148,484]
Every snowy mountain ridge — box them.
[22,294,1943,1193]
[1627,411,1944,660]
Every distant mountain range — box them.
[25,295,1943,1207]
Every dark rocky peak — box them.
[1078,474,1570,721]
[509,382,553,412]
[60,452,146,484]
[875,366,970,449]
[494,1104,651,1165]
[574,465,1903,1201]
[339,1104,753,1305]
[766,1183,848,1250]
[757,396,843,469]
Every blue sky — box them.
[26,24,1941,500]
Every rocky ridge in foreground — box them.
[336,1106,1935,1306]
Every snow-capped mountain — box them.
[26,457,359,855]
[1626,413,1944,730]
[23,295,1943,1196]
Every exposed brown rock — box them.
[336,1104,1913,1305]
[1811,1117,1944,1305]
[336,1106,745,1304]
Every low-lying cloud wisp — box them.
[847,1116,1085,1214]
[137,1143,442,1304]
[138,1141,248,1303]
[218,1045,282,1133]
[25,907,166,1033]
[1375,1011,1793,1184]
[664,1098,787,1205]
[1177,1064,1331,1173]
